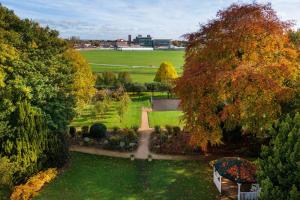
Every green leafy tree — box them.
[98,72,117,86]
[94,95,111,120]
[154,62,178,83]
[258,113,300,200]
[94,101,106,120]
[116,93,130,122]
[0,5,91,188]
[64,49,96,109]
[125,83,146,98]
[118,72,132,85]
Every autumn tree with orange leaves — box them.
[175,3,300,150]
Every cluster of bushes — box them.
[104,127,139,151]
[70,124,139,151]
[70,123,107,139]
[151,125,197,154]
[10,168,57,200]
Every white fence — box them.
[213,167,222,193]
[240,191,259,200]
[117,47,154,51]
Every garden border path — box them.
[70,145,203,160]
[134,107,153,159]
[70,107,203,161]
[70,145,131,158]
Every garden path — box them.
[70,145,131,158]
[70,108,202,160]
[70,145,202,160]
[135,107,153,159]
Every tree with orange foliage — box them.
[175,3,300,150]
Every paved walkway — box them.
[134,107,153,159]
[70,145,203,161]
[139,107,152,130]
[134,129,152,159]
[70,145,131,158]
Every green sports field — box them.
[80,50,185,83]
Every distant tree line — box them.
[95,62,178,98]
[95,72,173,97]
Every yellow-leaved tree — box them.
[154,62,178,83]
[64,49,96,109]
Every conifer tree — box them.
[258,113,300,200]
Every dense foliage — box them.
[96,71,132,88]
[0,4,95,190]
[258,114,300,199]
[175,3,300,150]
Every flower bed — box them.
[70,125,139,152]
[150,125,201,155]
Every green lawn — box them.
[80,50,184,83]
[80,50,185,67]
[71,95,150,129]
[130,73,155,83]
[148,111,184,128]
[34,152,218,200]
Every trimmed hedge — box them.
[89,123,107,139]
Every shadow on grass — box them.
[34,153,218,200]
[133,160,216,200]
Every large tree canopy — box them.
[0,4,95,186]
[175,3,300,149]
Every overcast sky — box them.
[1,0,300,40]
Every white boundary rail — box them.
[213,166,222,193]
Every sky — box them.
[1,0,300,40]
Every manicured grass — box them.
[80,50,184,83]
[80,50,185,67]
[148,111,184,128]
[71,95,150,129]
[34,152,218,200]
[130,73,155,83]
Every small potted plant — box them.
[148,154,152,162]
[130,154,135,161]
